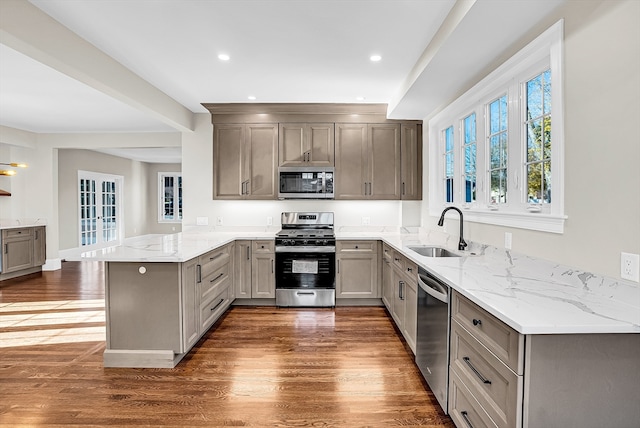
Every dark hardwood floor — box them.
[0,261,455,427]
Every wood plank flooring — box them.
[0,261,455,427]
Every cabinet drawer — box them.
[404,258,417,278]
[337,240,377,253]
[450,320,522,428]
[199,245,231,279]
[3,228,32,239]
[200,263,230,302]
[449,369,499,428]
[252,240,274,253]
[391,250,404,270]
[452,291,523,374]
[382,243,393,261]
[200,284,230,332]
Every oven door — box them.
[275,250,335,290]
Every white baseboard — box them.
[42,258,62,271]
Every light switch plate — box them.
[196,216,208,226]
[362,216,370,225]
[216,217,223,226]
[621,252,639,282]
[267,216,273,226]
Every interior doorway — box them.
[78,171,124,249]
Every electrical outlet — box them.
[216,217,223,226]
[621,252,639,282]
[266,216,273,226]
[196,216,208,226]
[504,232,512,250]
[361,216,370,225]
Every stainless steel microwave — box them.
[278,167,334,199]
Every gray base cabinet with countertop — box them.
[449,291,640,428]
[1,225,46,281]
[103,243,234,368]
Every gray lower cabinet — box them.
[336,240,379,299]
[104,243,234,368]
[449,291,640,428]
[251,240,275,298]
[234,240,252,298]
[381,243,417,353]
[1,226,46,280]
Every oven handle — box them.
[275,246,336,253]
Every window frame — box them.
[428,20,565,233]
[158,172,183,223]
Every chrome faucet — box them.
[438,207,467,251]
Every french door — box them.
[78,171,123,248]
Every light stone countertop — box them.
[64,227,640,335]
[0,219,47,230]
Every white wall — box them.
[421,0,640,280]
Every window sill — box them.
[158,220,183,224]
[430,207,566,234]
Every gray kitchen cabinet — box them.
[1,226,47,280]
[383,247,418,353]
[234,240,252,298]
[336,240,379,298]
[400,123,422,200]
[251,240,275,298]
[448,291,640,428]
[103,243,234,368]
[381,244,394,309]
[335,123,401,200]
[213,123,278,199]
[279,123,335,166]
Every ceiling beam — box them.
[0,0,194,132]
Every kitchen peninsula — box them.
[67,229,640,428]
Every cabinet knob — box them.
[472,318,482,326]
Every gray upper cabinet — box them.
[279,123,335,167]
[335,123,401,200]
[401,123,422,200]
[213,123,278,200]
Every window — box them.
[488,95,508,205]
[159,173,182,222]
[444,126,454,203]
[525,70,552,205]
[429,20,565,233]
[463,113,477,203]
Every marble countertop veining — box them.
[0,219,47,230]
[64,227,640,335]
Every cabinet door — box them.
[213,124,245,199]
[391,268,405,327]
[401,123,422,200]
[307,123,335,166]
[369,123,401,200]
[181,258,200,352]
[335,123,368,199]
[382,257,394,310]
[246,124,278,199]
[336,254,378,298]
[402,278,417,353]
[234,240,252,298]
[2,233,34,273]
[33,226,46,266]
[279,123,306,166]
[252,253,275,298]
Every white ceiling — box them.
[0,0,567,163]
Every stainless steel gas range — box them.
[274,212,336,307]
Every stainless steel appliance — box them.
[275,212,336,307]
[416,266,451,414]
[278,167,334,199]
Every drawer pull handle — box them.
[463,357,492,385]
[196,265,202,283]
[210,272,225,283]
[472,318,482,326]
[209,253,224,261]
[210,298,224,312]
[460,411,474,428]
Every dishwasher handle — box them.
[418,272,449,304]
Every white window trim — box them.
[429,20,566,233]
[158,172,182,223]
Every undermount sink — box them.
[408,246,461,257]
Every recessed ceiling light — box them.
[218,54,230,61]
[248,95,256,100]
[370,55,382,62]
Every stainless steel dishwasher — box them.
[416,266,451,414]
